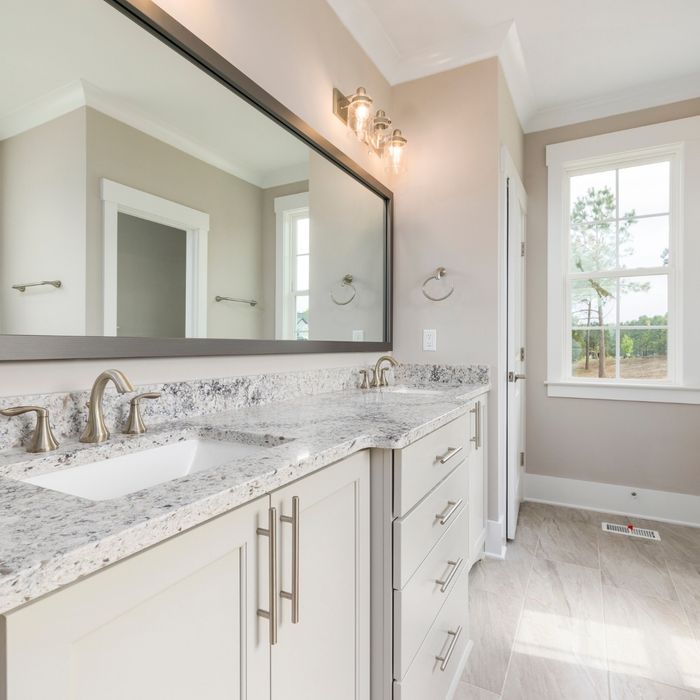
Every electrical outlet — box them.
[423,329,437,352]
[352,330,364,341]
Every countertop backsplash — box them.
[0,363,489,452]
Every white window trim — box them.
[546,116,700,404]
[274,192,309,340]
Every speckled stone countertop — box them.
[0,380,488,615]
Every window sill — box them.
[545,381,700,404]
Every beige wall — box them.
[308,152,386,342]
[0,0,393,395]
[85,108,266,340]
[391,57,522,522]
[0,109,87,335]
[524,97,700,497]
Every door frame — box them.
[500,149,527,541]
[101,178,209,337]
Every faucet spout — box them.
[371,355,400,388]
[80,369,134,444]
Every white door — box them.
[506,163,527,540]
[270,451,370,700]
[4,497,270,700]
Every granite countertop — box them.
[0,382,488,615]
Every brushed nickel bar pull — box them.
[477,400,482,449]
[437,445,463,464]
[257,506,278,645]
[279,495,300,624]
[435,499,463,525]
[215,295,258,307]
[436,626,463,671]
[12,280,62,293]
[470,403,478,444]
[435,558,463,593]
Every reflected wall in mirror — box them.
[0,0,389,351]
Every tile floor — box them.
[455,502,700,699]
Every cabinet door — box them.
[468,397,488,565]
[270,451,370,700]
[3,497,270,700]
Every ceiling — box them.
[0,0,310,188]
[326,0,700,132]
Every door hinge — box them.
[521,242,525,257]
[520,347,525,362]
[520,451,525,467]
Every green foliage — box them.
[620,334,634,358]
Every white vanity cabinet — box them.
[468,396,488,565]
[1,495,271,700]
[0,450,370,700]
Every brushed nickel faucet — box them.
[369,355,399,388]
[0,405,59,453]
[123,392,162,435]
[80,369,134,444]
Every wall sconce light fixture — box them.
[333,86,407,175]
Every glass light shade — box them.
[370,109,391,151]
[347,87,373,141]
[384,129,407,175]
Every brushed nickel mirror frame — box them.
[0,0,393,361]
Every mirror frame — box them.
[0,0,393,361]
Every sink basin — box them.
[383,386,444,396]
[22,437,273,501]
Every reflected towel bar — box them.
[12,280,62,293]
[215,295,257,307]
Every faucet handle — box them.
[123,392,161,435]
[379,367,390,387]
[0,405,59,453]
[359,369,370,390]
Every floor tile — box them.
[461,585,522,695]
[502,651,608,700]
[624,518,700,567]
[666,558,700,638]
[453,681,501,699]
[470,540,534,599]
[599,531,678,602]
[536,519,600,569]
[609,672,700,699]
[603,584,700,694]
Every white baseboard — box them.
[524,473,700,528]
[484,518,507,559]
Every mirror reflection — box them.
[0,0,388,344]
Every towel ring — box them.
[330,274,356,306]
[422,267,454,302]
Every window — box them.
[545,116,700,403]
[566,158,673,382]
[274,193,310,340]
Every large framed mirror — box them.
[0,0,392,360]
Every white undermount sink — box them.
[23,437,273,501]
[383,386,444,395]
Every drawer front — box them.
[393,415,469,517]
[393,460,468,589]
[393,565,470,700]
[393,506,468,681]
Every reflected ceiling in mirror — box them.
[0,0,391,358]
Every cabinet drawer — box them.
[393,506,468,681]
[393,415,468,517]
[393,460,467,589]
[393,565,470,700]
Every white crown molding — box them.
[0,81,85,141]
[525,71,700,134]
[0,80,309,189]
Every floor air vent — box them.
[602,522,661,541]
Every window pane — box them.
[618,161,670,217]
[571,278,616,327]
[296,218,309,254]
[570,170,616,221]
[620,216,669,269]
[571,328,615,378]
[295,295,309,340]
[619,275,667,326]
[296,253,309,290]
[619,329,667,379]
[569,220,617,272]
